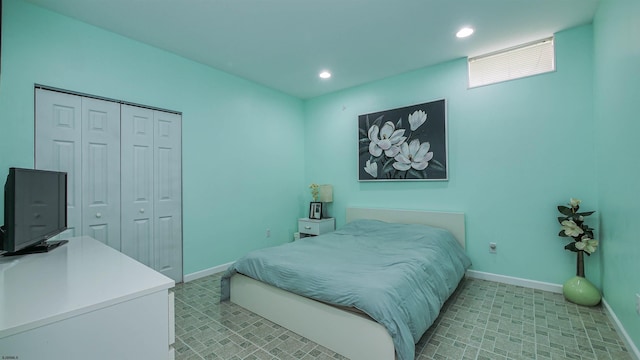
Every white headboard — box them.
[346,207,466,249]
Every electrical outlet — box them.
[266,228,271,238]
[489,242,497,254]
[636,294,640,315]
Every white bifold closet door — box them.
[121,105,182,282]
[35,89,121,250]
[35,89,182,282]
[34,90,82,239]
[81,97,121,250]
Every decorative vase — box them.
[563,276,601,306]
[576,250,585,277]
[562,251,601,306]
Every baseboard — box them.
[466,270,639,359]
[602,299,640,360]
[184,262,233,283]
[465,270,563,293]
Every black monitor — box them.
[0,167,68,256]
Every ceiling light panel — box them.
[456,27,474,38]
[319,71,332,79]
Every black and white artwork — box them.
[358,99,447,181]
[309,202,322,220]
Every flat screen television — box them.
[0,167,68,256]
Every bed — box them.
[220,207,470,360]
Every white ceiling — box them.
[26,0,599,99]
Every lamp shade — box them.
[319,184,333,203]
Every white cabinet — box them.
[35,88,183,282]
[0,237,175,359]
[298,217,335,237]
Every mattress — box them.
[221,219,471,360]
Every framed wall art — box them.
[358,99,447,181]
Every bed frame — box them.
[229,207,465,360]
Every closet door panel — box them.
[154,111,182,282]
[35,89,82,238]
[121,105,155,267]
[82,98,121,250]
[36,89,182,282]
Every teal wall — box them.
[304,25,599,287]
[593,0,640,349]
[0,0,306,274]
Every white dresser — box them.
[0,236,175,360]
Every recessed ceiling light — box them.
[456,27,474,38]
[319,71,332,79]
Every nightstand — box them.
[298,217,335,238]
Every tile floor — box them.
[173,274,632,360]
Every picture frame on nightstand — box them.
[309,202,322,219]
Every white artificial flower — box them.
[575,237,599,254]
[408,110,427,131]
[561,220,584,237]
[364,160,378,178]
[569,198,581,208]
[393,139,434,171]
[368,122,406,157]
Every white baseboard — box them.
[603,299,640,360]
[184,262,233,283]
[466,270,639,360]
[465,270,563,293]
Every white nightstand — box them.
[298,217,335,238]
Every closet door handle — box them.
[96,213,102,218]
[139,208,145,213]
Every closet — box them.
[34,88,183,282]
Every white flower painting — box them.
[358,99,447,181]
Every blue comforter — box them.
[220,219,471,360]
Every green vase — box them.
[563,276,601,306]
